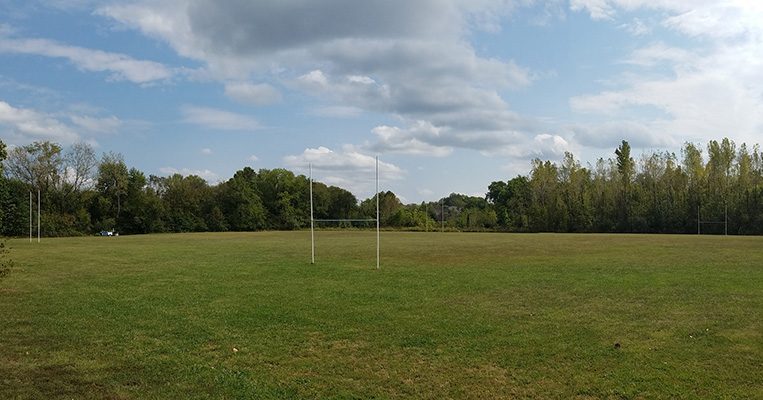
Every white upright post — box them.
[376,156,380,270]
[37,189,41,243]
[310,163,315,264]
[29,191,32,243]
[441,199,444,232]
[725,204,728,236]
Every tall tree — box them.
[360,191,402,225]
[0,139,9,234]
[5,141,63,192]
[64,142,98,193]
[0,139,6,174]
[615,140,635,231]
[682,142,705,230]
[529,159,563,231]
[487,176,531,230]
[95,152,129,228]
[220,169,266,231]
[327,186,358,219]
[559,152,593,232]
[117,168,164,234]
[705,139,736,229]
[160,174,211,232]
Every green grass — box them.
[1,232,762,399]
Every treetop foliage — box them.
[1,137,762,236]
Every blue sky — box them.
[1,1,762,202]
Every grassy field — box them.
[1,231,762,399]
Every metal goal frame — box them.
[309,157,380,269]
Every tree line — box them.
[1,138,762,236]
[488,139,763,234]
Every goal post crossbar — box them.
[697,205,728,235]
[313,219,377,222]
[309,157,380,269]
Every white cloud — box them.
[284,146,404,197]
[570,0,697,21]
[568,1,763,148]
[201,148,212,155]
[369,122,453,157]
[567,121,675,149]
[224,82,282,105]
[500,159,533,178]
[70,115,121,134]
[570,90,629,114]
[570,0,616,20]
[367,118,546,158]
[181,105,260,131]
[347,75,375,85]
[248,154,258,162]
[662,2,763,39]
[158,166,221,183]
[532,134,570,158]
[620,17,651,36]
[284,146,402,176]
[297,70,329,88]
[571,46,763,144]
[309,106,363,118]
[97,1,539,157]
[0,100,79,143]
[0,36,173,84]
[621,42,695,67]
[570,0,763,39]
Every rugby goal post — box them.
[697,204,728,236]
[29,190,40,243]
[309,156,380,269]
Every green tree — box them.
[590,158,617,231]
[5,141,63,193]
[0,140,30,235]
[115,168,165,234]
[529,159,563,231]
[360,191,402,225]
[682,142,705,231]
[160,174,211,232]
[327,186,358,219]
[705,138,736,232]
[559,152,593,232]
[615,140,635,231]
[95,153,129,229]
[254,168,309,229]
[660,153,689,232]
[0,139,11,235]
[3,141,79,236]
[0,139,6,172]
[219,168,266,231]
[64,142,98,193]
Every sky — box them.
[1,0,762,203]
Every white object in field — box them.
[310,163,314,264]
[309,156,381,269]
[697,204,729,236]
[29,191,32,243]
[37,190,40,243]
[376,156,379,270]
